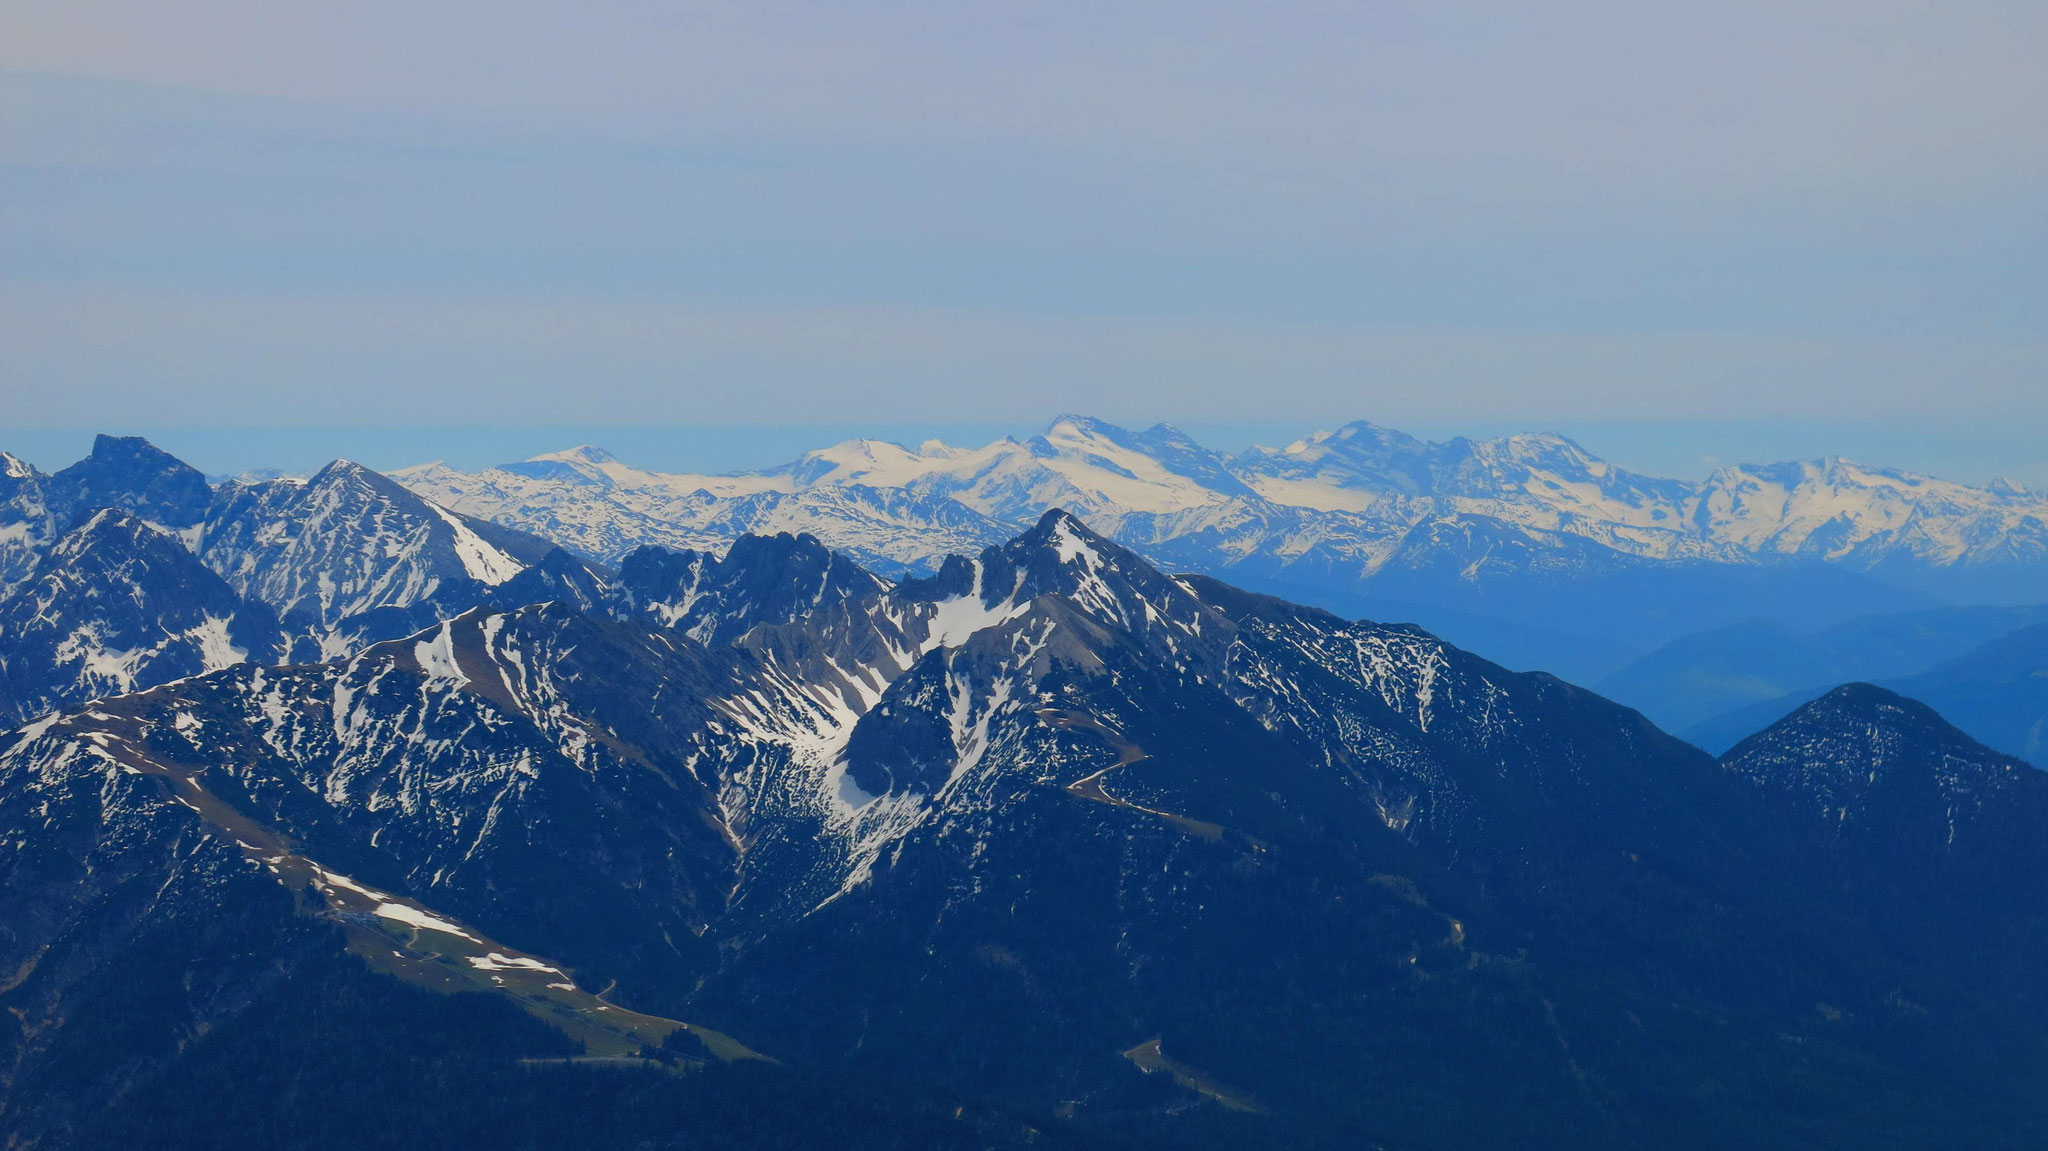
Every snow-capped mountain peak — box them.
[776,437,946,489]
[198,453,591,644]
[376,418,2048,681]
[496,445,625,488]
[0,510,282,723]
[537,444,619,466]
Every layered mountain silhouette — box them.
[395,416,2048,681]
[1598,603,2048,747]
[1673,621,2048,762]
[4,446,2047,1150]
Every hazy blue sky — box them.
[3,2,2044,482]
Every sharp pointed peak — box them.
[52,507,182,554]
[310,458,372,481]
[1029,506,1095,536]
[308,458,417,503]
[72,506,141,532]
[1002,507,1147,575]
[972,508,1126,573]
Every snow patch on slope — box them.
[427,503,526,585]
[415,622,468,686]
[923,561,1030,651]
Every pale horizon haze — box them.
[4,2,2043,484]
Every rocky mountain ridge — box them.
[394,416,2048,679]
[397,415,2048,580]
[7,507,2048,1148]
[0,436,610,723]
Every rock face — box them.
[0,511,284,725]
[0,452,63,588]
[609,530,892,647]
[197,459,609,656]
[45,434,214,530]
[0,440,612,727]
[2,435,216,588]
[7,508,2048,1149]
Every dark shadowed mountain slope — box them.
[1722,684,2048,876]
[684,514,2048,1148]
[1719,685,2048,1015]
[6,513,2048,1149]
[611,530,891,647]
[4,437,614,673]
[44,434,213,530]
[0,439,620,730]
[0,690,1075,1151]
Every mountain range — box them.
[1595,602,2048,757]
[393,416,2048,681]
[0,436,608,724]
[4,429,2048,1148]
[1669,619,2048,763]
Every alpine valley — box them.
[3,430,2047,1151]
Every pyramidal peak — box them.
[1002,507,1113,565]
[49,507,157,556]
[306,457,419,500]
[314,457,368,478]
